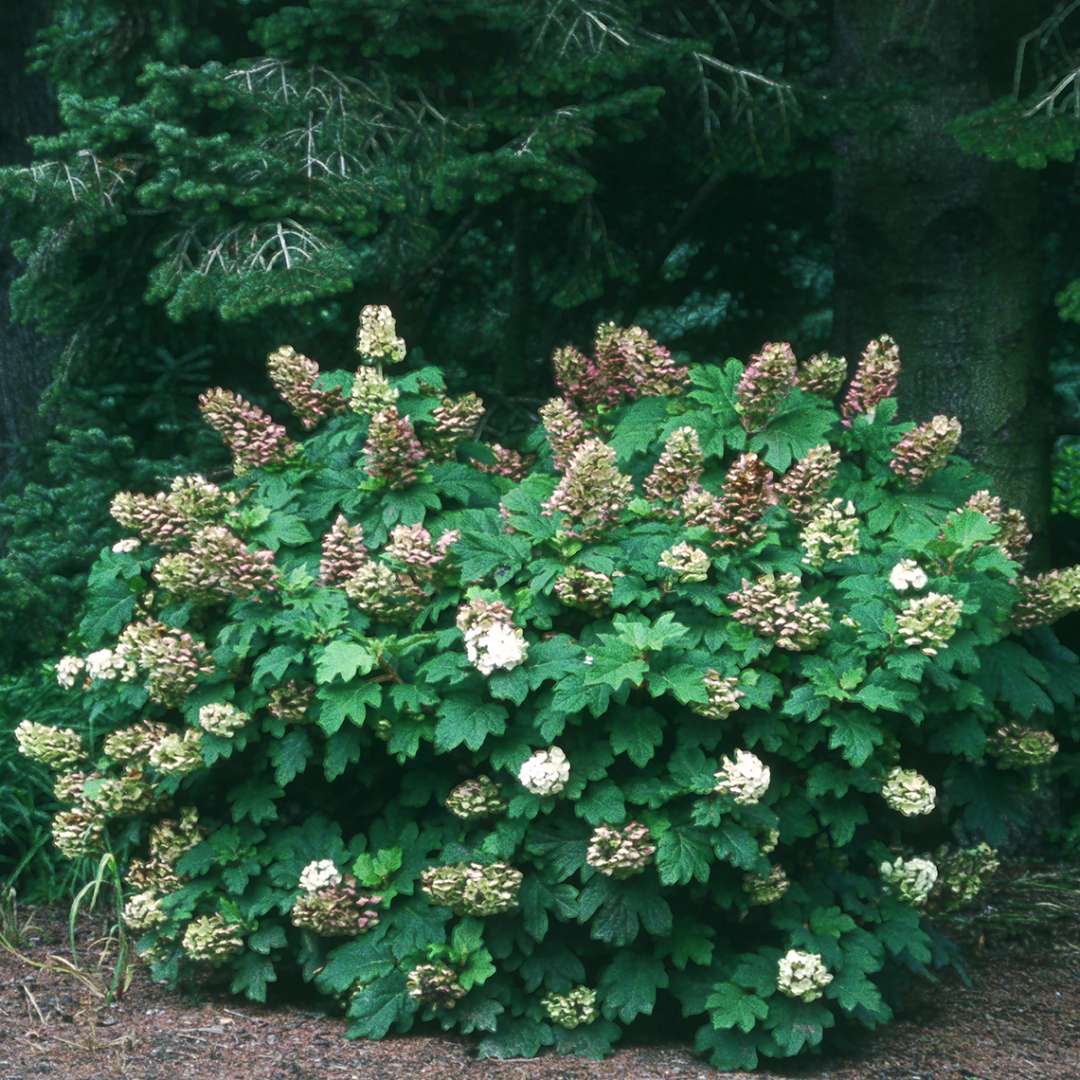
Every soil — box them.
[0,869,1076,1080]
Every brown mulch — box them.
[0,884,1076,1080]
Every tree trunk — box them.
[0,2,57,476]
[832,1,1049,538]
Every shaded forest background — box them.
[3,0,1080,892]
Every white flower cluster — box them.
[55,655,85,688]
[777,949,833,1002]
[880,856,938,906]
[466,621,529,675]
[713,749,770,805]
[518,746,570,796]
[112,537,141,554]
[355,304,406,365]
[85,648,134,681]
[881,766,936,817]
[299,859,343,893]
[889,559,928,592]
[800,498,860,568]
[659,542,711,583]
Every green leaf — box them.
[477,1018,554,1059]
[252,645,304,688]
[255,513,313,550]
[748,391,834,471]
[316,682,381,735]
[610,396,673,461]
[230,779,283,824]
[694,1024,759,1070]
[314,640,375,684]
[707,981,769,1033]
[598,952,670,1023]
[346,970,414,1039]
[942,508,998,550]
[610,708,664,766]
[826,711,882,767]
[229,953,277,1003]
[269,729,313,786]
[434,697,508,752]
[656,825,712,885]
[711,823,760,869]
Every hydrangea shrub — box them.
[22,311,1080,1070]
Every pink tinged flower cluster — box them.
[344,560,425,622]
[475,443,534,481]
[798,352,847,397]
[552,323,687,413]
[682,452,774,551]
[728,572,831,651]
[554,566,616,613]
[776,444,841,522]
[117,619,214,707]
[1013,566,1080,629]
[539,397,586,472]
[889,415,962,487]
[153,525,277,604]
[585,822,656,878]
[268,681,315,724]
[363,406,426,489]
[736,341,797,431]
[319,515,368,585]
[428,394,484,459]
[291,871,381,937]
[267,345,345,430]
[841,335,900,423]
[542,439,633,540]
[110,474,235,549]
[385,524,459,577]
[953,490,1031,563]
[644,426,703,506]
[690,669,743,720]
[198,388,297,475]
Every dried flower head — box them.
[659,542,711,583]
[445,776,504,820]
[541,986,598,1029]
[889,415,962,487]
[198,388,297,475]
[267,344,345,429]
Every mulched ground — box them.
[0,867,1077,1080]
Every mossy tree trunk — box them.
[831,1,1050,538]
[0,1,57,476]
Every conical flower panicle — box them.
[117,619,214,707]
[542,439,633,540]
[776,444,840,521]
[736,341,797,431]
[593,323,688,402]
[728,572,830,651]
[110,474,236,549]
[539,397,586,471]
[385,523,459,578]
[267,345,345,429]
[355,304,406,365]
[319,515,368,585]
[153,525,277,604]
[553,324,687,413]
[473,442,533,480]
[895,592,962,656]
[1014,567,1080,628]
[948,490,1031,563]
[889,416,961,487]
[644,426,703,507]
[841,335,900,422]
[349,367,399,416]
[363,406,426,489]
[268,681,315,724]
[585,821,656,878]
[689,669,743,720]
[798,352,846,397]
[198,388,297,475]
[683,452,774,550]
[554,566,616,612]
[800,499,860,568]
[428,393,485,459]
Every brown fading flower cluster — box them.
[543,439,633,539]
[363,406,427,489]
[267,345,346,429]
[198,388,297,474]
[841,335,900,423]
[728,573,831,651]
